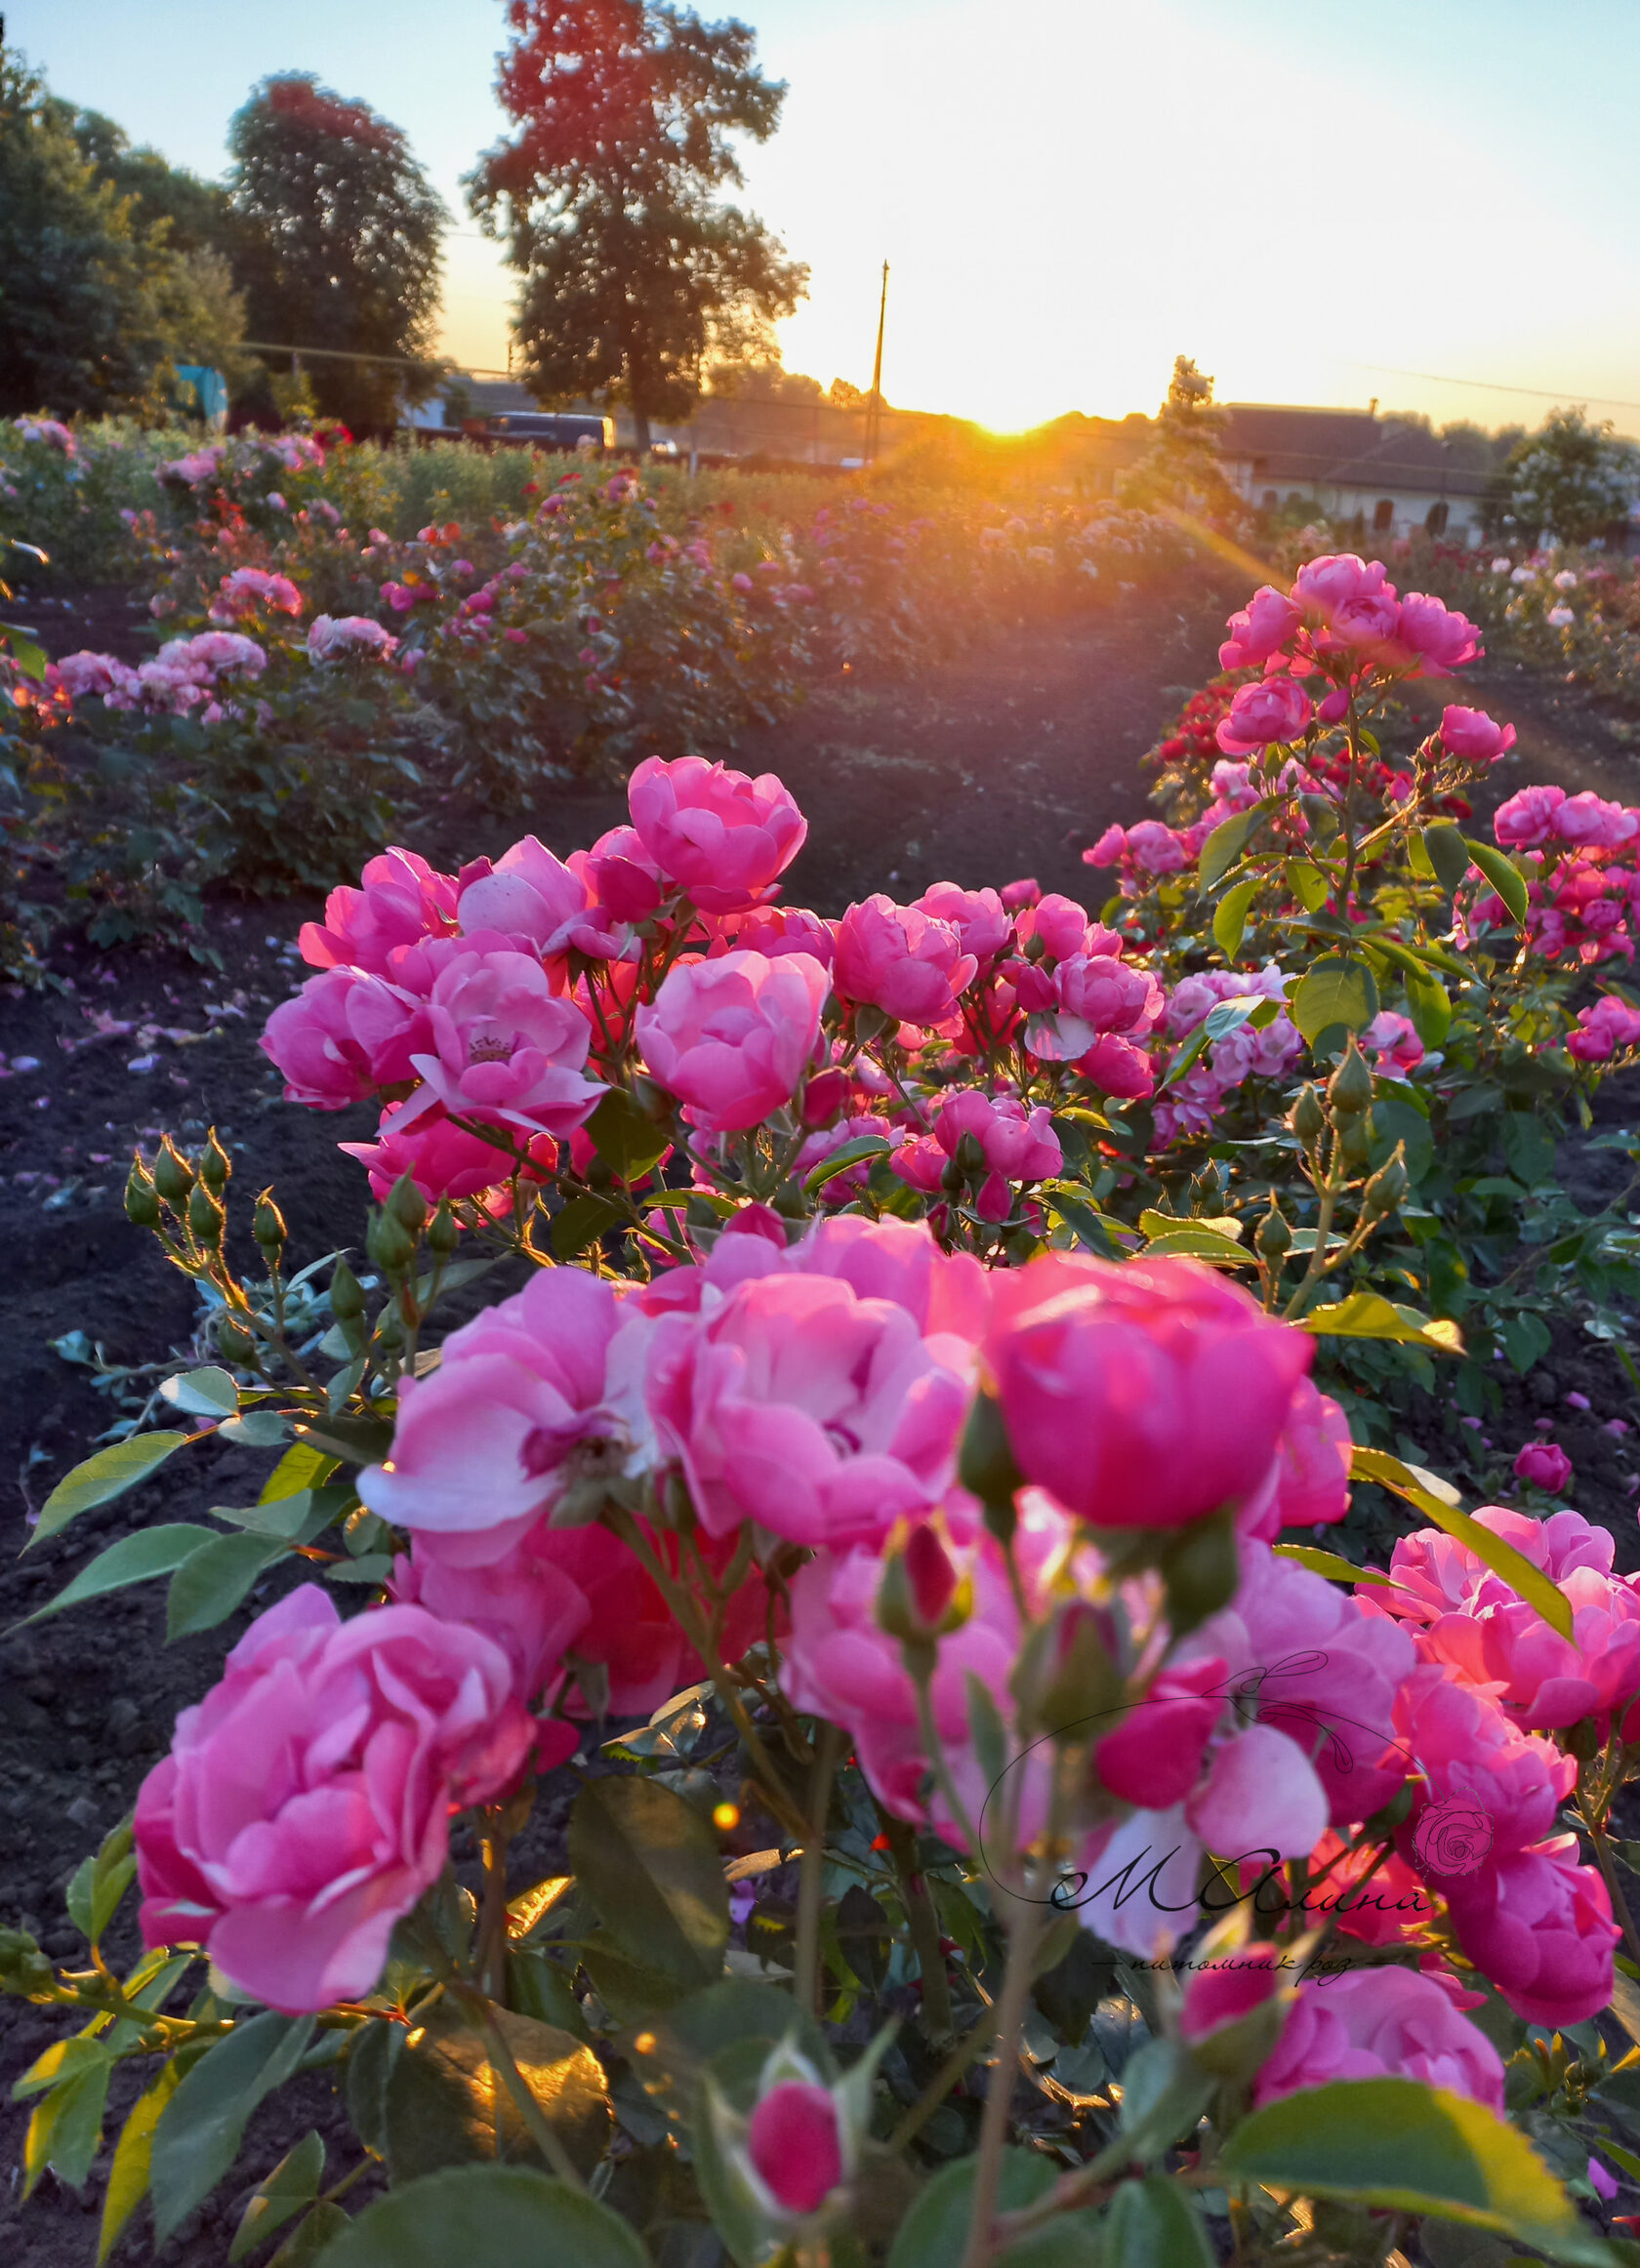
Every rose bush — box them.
[10,555,1640,2268]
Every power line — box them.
[1339,358,1640,414]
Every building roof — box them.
[1321,422,1493,500]
[1217,405,1382,481]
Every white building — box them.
[1217,406,1493,545]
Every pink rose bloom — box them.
[530,1519,764,1715]
[983,1253,1312,1529]
[134,1588,535,2013]
[1514,1439,1572,1493]
[833,896,977,1027]
[1441,1835,1619,2028]
[51,650,142,705]
[1440,705,1515,763]
[572,824,666,923]
[646,1270,974,1548]
[635,949,829,1132]
[1570,993,1640,1061]
[209,567,305,622]
[458,834,628,961]
[385,948,604,1141]
[1027,953,1164,1061]
[390,1519,593,1705]
[792,1213,990,1343]
[299,848,459,975]
[1292,553,1400,649]
[308,615,397,661]
[746,2085,843,2218]
[890,1089,1060,1222]
[1086,824,1129,870]
[1216,675,1313,755]
[1093,1657,1228,1808]
[627,753,806,913]
[1237,1377,1352,1536]
[1074,1033,1156,1098]
[1001,877,1041,909]
[1396,1665,1573,1861]
[1123,820,1190,874]
[158,631,267,681]
[782,1496,1068,1843]
[1395,591,1483,676]
[1362,1009,1424,1079]
[1014,891,1095,959]
[260,965,427,1107]
[359,1265,646,1560]
[1219,585,1302,670]
[1494,784,1567,849]
[915,880,1013,962]
[339,1111,519,1204]
[1251,1968,1504,2114]
[1551,791,1639,850]
[1179,1940,1288,2045]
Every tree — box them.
[1503,406,1640,546]
[469,2,807,451]
[0,53,178,417]
[61,106,235,258]
[1126,355,1241,521]
[227,75,446,434]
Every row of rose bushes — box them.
[8,549,1640,2265]
[0,418,1204,976]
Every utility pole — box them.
[866,260,888,465]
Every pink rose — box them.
[386,948,604,1141]
[1440,1835,1619,2028]
[1121,820,1189,875]
[1027,953,1164,1061]
[1216,676,1313,755]
[1093,1657,1228,1808]
[458,834,628,960]
[1086,824,1128,869]
[983,1253,1313,1528]
[299,848,459,975]
[1514,1439,1572,1493]
[260,966,428,1107]
[1074,1034,1156,1099]
[832,896,977,1027]
[1395,1665,1572,1860]
[1219,585,1302,670]
[627,753,806,913]
[646,1271,973,1548]
[635,950,829,1133]
[1439,706,1515,763]
[308,615,396,661]
[1395,591,1482,675]
[134,1588,535,2012]
[1362,1009,1424,1079]
[358,1266,646,1559]
[1292,553,1400,650]
[1550,791,1639,850]
[915,880,1013,961]
[1494,784,1566,849]
[1014,891,1094,959]
[390,1519,593,1704]
[746,2085,843,2217]
[1571,993,1640,1061]
[1251,1968,1504,2114]
[340,1111,521,1203]
[890,1089,1061,1222]
[1249,1377,1353,1534]
[710,903,837,968]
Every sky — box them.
[13,0,1640,435]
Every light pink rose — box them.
[49,650,141,704]
[1550,791,1639,850]
[915,880,1013,961]
[1215,676,1313,755]
[832,896,977,1026]
[1570,993,1640,1060]
[1494,784,1566,849]
[386,948,604,1141]
[891,1089,1061,1221]
[708,903,837,967]
[1291,553,1400,650]
[1395,1664,1572,1861]
[1439,705,1515,762]
[458,834,629,961]
[1219,585,1302,670]
[572,825,665,922]
[134,1588,535,2013]
[260,966,427,1107]
[983,1252,1313,1529]
[627,753,806,913]
[1123,820,1190,875]
[1362,1008,1424,1079]
[390,1520,592,1704]
[1013,891,1095,958]
[646,1270,973,1548]
[1027,953,1164,1061]
[1251,1967,1504,2113]
[308,614,397,661]
[1395,591,1482,675]
[339,1111,524,1204]
[635,950,829,1133]
[358,1266,646,1559]
[299,848,459,975]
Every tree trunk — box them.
[631,406,652,456]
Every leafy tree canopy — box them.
[469,2,807,447]
[1504,405,1640,546]
[227,74,447,434]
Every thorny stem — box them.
[795,1722,845,2017]
[957,1890,1045,2268]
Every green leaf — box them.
[551,1192,625,1260]
[1220,2076,1607,2264]
[1404,962,1453,1049]
[267,2202,349,2268]
[217,1410,292,1448]
[228,2130,325,2262]
[1098,2174,1215,2267]
[1500,1312,1553,1375]
[380,2004,608,2185]
[1301,1291,1462,1353]
[99,2062,180,2265]
[1199,800,1277,891]
[1117,2037,1214,2162]
[804,1133,891,1193]
[1272,1544,1402,1590]
[211,1483,352,1544]
[24,2054,111,2196]
[15,1524,217,1629]
[159,1366,239,1419]
[1290,955,1380,1044]
[28,1433,191,1549]
[1137,1210,1255,1267]
[886,2147,1100,2267]
[166,1531,288,1641]
[1465,839,1530,927]
[568,1777,731,1988]
[260,1442,340,1504]
[1211,876,1261,958]
[1350,1447,1573,1640]
[1285,856,1332,912]
[319,2167,649,2268]
[1500,1112,1556,1190]
[1370,1096,1435,1188]
[1423,823,1474,896]
[149,2011,316,2242]
[629,1978,834,2132]
[584,1086,673,1184]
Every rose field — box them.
[16,418,1640,2268]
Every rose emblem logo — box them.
[1412,1798,1494,1878]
